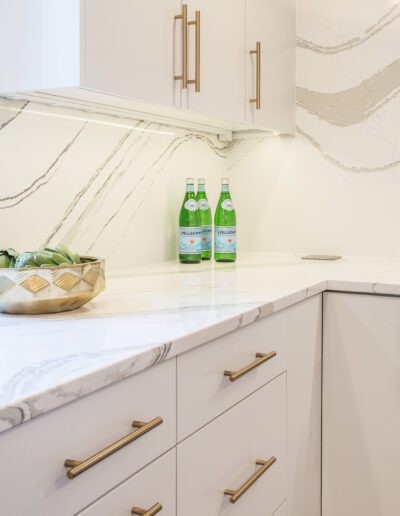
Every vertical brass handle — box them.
[131,503,162,516]
[174,4,188,88]
[64,416,163,479]
[188,11,201,92]
[224,351,276,382]
[224,456,276,504]
[250,41,261,109]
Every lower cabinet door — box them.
[78,449,176,516]
[323,292,400,516]
[177,373,286,516]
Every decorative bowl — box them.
[0,257,105,315]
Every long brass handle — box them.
[188,10,201,92]
[224,351,276,382]
[174,4,188,88]
[64,416,163,479]
[250,41,261,109]
[131,503,162,516]
[224,456,276,504]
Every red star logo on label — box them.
[189,239,195,244]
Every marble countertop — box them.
[2,252,400,433]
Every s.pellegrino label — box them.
[215,226,236,254]
[201,225,212,252]
[179,227,202,254]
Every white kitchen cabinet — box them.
[84,0,181,108]
[177,306,286,441]
[323,292,400,516]
[183,0,246,123]
[0,0,80,93]
[0,0,295,133]
[177,373,287,516]
[78,449,176,516]
[0,295,323,515]
[0,359,176,516]
[245,0,295,133]
[286,295,322,516]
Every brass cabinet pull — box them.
[224,351,276,382]
[250,41,261,109]
[64,416,163,479]
[188,10,201,92]
[224,456,276,504]
[131,503,162,516]
[174,4,188,88]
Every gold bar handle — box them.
[131,503,163,516]
[188,10,201,92]
[174,4,188,88]
[224,351,276,382]
[250,41,261,109]
[64,416,163,479]
[224,456,276,504]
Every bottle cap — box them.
[221,178,229,184]
[198,178,205,184]
[186,177,195,184]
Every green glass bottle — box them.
[179,178,202,264]
[195,178,212,260]
[214,178,236,262]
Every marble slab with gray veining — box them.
[2,252,400,434]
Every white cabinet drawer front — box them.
[177,373,286,516]
[78,449,176,516]
[0,359,176,516]
[177,310,286,440]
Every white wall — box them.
[229,0,400,258]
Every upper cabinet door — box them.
[183,0,246,123]
[84,0,182,108]
[245,0,295,133]
[0,0,80,93]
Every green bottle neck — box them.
[184,185,196,200]
[219,190,231,200]
[196,190,208,199]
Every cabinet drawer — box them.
[177,373,286,516]
[177,310,286,440]
[0,359,176,516]
[78,449,176,516]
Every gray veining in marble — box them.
[297,3,400,54]
[296,126,400,173]
[297,59,400,127]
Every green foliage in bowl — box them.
[0,245,93,269]
[0,248,19,268]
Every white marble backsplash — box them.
[229,0,400,258]
[2,0,400,264]
[0,96,226,270]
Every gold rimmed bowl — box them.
[0,257,105,315]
